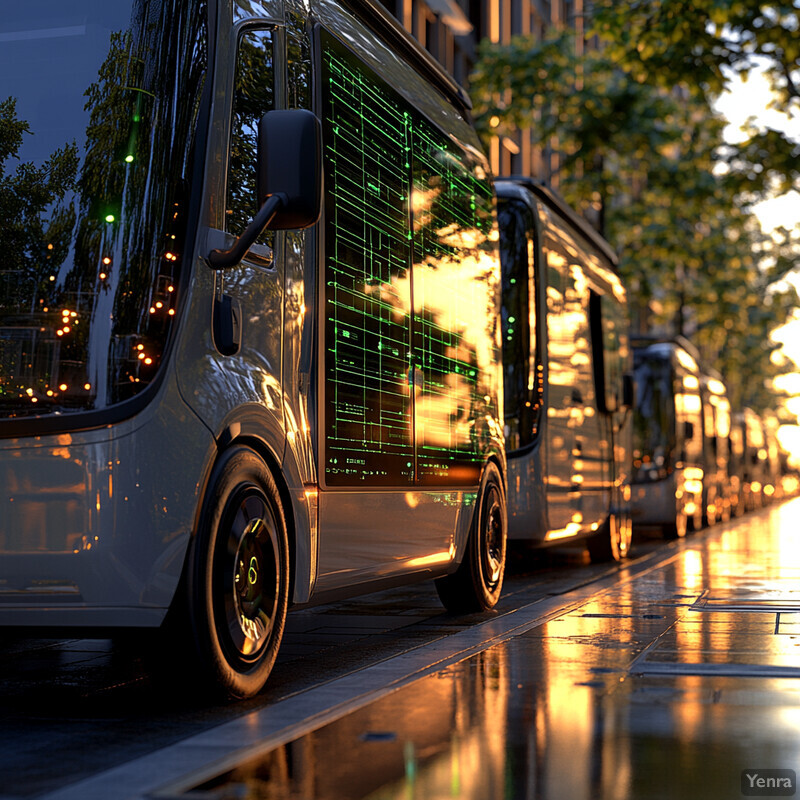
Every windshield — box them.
[498,196,539,451]
[632,349,675,482]
[0,0,206,425]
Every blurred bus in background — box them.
[631,338,704,538]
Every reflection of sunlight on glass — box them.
[415,380,473,447]
[411,186,441,230]
[416,250,498,373]
[437,225,486,250]
[363,231,499,450]
[547,307,587,385]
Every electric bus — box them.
[631,338,704,538]
[495,178,633,562]
[0,0,506,698]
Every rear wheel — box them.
[662,504,688,539]
[587,491,632,563]
[436,462,506,613]
[187,447,289,699]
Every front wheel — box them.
[435,462,507,613]
[187,447,290,699]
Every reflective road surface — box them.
[12,498,800,799]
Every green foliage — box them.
[590,1,800,106]
[0,96,78,288]
[590,0,800,199]
[469,27,800,414]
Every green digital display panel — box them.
[410,124,496,485]
[321,30,499,487]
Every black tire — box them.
[435,462,506,613]
[662,505,688,540]
[587,494,632,563]
[187,447,290,699]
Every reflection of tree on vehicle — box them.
[496,178,633,562]
[631,338,704,538]
[0,13,195,417]
[0,0,506,699]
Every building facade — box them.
[380,0,585,179]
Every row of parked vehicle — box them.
[630,336,793,539]
[495,179,794,563]
[1,0,792,699]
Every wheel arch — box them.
[218,432,299,606]
[485,452,507,493]
[180,419,300,615]
[436,455,507,613]
[175,436,292,698]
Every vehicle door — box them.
[540,209,584,535]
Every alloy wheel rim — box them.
[220,490,280,662]
[481,486,504,588]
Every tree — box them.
[469,30,799,413]
[590,0,800,196]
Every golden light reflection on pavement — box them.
[182,498,800,800]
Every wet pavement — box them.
[35,496,800,800]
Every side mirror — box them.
[258,109,322,229]
[208,109,322,269]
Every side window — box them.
[543,231,567,394]
[321,31,414,487]
[716,396,731,462]
[544,222,591,410]
[676,369,703,461]
[498,197,539,450]
[410,117,497,486]
[632,355,673,479]
[590,290,626,413]
[319,29,498,488]
[226,29,275,243]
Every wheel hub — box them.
[219,494,281,661]
[235,520,268,624]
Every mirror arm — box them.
[207,193,286,269]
